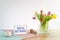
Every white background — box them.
[0,0,60,31]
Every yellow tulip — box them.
[51,14,56,19]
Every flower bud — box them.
[47,11,51,16]
[32,17,36,19]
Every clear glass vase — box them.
[40,21,48,34]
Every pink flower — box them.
[47,11,51,16]
[40,10,43,15]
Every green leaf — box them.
[35,13,40,20]
[45,16,51,21]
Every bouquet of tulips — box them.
[33,10,56,24]
[33,10,56,33]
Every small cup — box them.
[5,31,12,37]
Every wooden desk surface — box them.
[4,30,60,40]
[24,30,60,40]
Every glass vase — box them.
[40,21,49,34]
